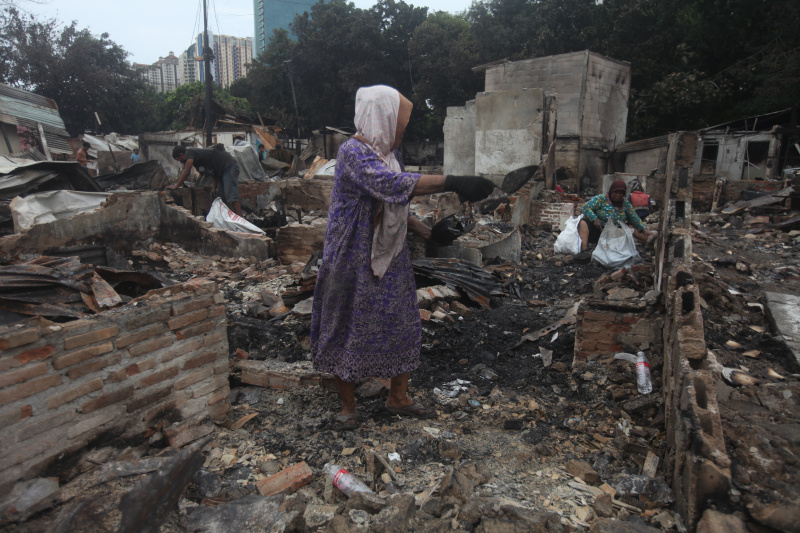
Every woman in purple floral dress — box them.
[310,85,495,430]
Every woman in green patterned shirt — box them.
[578,179,654,251]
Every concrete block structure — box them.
[445,90,555,186]
[450,51,630,191]
[443,101,476,177]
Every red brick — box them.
[126,308,171,331]
[46,377,103,409]
[137,366,179,389]
[0,345,55,372]
[81,385,134,413]
[207,305,225,318]
[161,338,203,363]
[183,351,218,371]
[175,321,214,340]
[68,406,122,439]
[17,409,77,441]
[164,418,215,447]
[0,324,39,351]
[184,279,216,295]
[167,309,209,331]
[207,387,229,406]
[0,405,32,429]
[214,361,229,375]
[124,357,158,377]
[171,294,215,316]
[128,336,173,358]
[67,354,121,380]
[0,437,57,470]
[595,343,623,352]
[107,368,129,383]
[256,461,312,496]
[53,342,113,370]
[213,293,225,304]
[64,326,119,350]
[202,330,226,348]
[127,386,173,413]
[622,317,642,324]
[175,367,213,390]
[116,324,168,349]
[0,375,62,406]
[208,401,230,420]
[583,311,615,322]
[606,324,632,334]
[0,362,47,388]
[420,309,432,321]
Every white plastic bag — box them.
[591,220,641,269]
[553,215,583,255]
[206,198,265,234]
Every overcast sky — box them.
[23,0,474,64]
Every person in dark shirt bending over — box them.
[168,145,242,216]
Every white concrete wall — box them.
[581,54,630,148]
[484,51,588,138]
[474,89,545,181]
[443,101,476,176]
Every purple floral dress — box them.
[310,139,422,382]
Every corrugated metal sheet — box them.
[0,84,72,155]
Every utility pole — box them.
[203,0,214,147]
[284,59,301,157]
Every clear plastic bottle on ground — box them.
[323,463,374,497]
[635,351,652,394]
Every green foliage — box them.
[158,81,253,130]
[0,7,161,135]
[409,12,481,138]
[5,0,799,142]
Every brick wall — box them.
[573,302,658,362]
[0,278,230,496]
[530,201,577,229]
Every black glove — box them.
[444,175,497,202]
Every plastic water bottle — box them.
[323,463,374,497]
[635,352,652,394]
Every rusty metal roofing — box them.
[0,83,72,155]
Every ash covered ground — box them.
[7,213,800,532]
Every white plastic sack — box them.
[591,220,641,269]
[206,198,265,234]
[553,215,583,255]
[10,190,113,232]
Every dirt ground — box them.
[6,208,800,532]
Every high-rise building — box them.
[212,34,254,88]
[253,0,326,57]
[179,43,201,86]
[137,52,181,93]
[192,32,254,89]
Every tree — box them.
[409,12,482,138]
[0,8,159,135]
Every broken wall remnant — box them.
[656,132,730,530]
[443,101,476,177]
[530,200,576,229]
[573,296,660,363]
[0,278,230,497]
[481,51,631,191]
[0,192,273,261]
[662,268,730,530]
[475,89,549,183]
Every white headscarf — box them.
[354,85,409,279]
